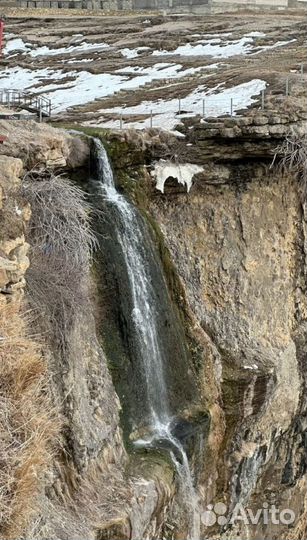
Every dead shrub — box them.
[22,172,97,353]
[0,301,59,539]
[272,135,307,197]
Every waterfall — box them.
[92,138,200,540]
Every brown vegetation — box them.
[22,171,97,353]
[273,135,307,196]
[0,300,59,539]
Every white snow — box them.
[245,31,266,37]
[152,35,257,58]
[65,58,94,64]
[152,33,294,59]
[115,62,218,77]
[0,66,73,91]
[29,41,110,57]
[152,160,203,193]
[243,364,259,370]
[120,46,151,58]
[3,38,31,55]
[98,79,266,131]
[3,37,110,57]
[251,38,297,55]
[0,62,218,112]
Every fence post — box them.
[178,98,181,114]
[230,98,233,117]
[261,89,265,111]
[202,98,205,118]
[150,110,153,128]
[120,114,123,129]
[301,63,304,80]
[286,77,289,96]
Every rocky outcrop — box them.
[0,119,90,169]
[102,105,307,539]
[180,107,307,164]
[148,165,306,539]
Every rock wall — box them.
[0,120,176,540]
[102,104,307,539]
[1,104,307,539]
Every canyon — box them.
[1,85,307,538]
[0,8,307,540]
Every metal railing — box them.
[115,67,306,130]
[0,89,51,119]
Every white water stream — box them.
[93,138,200,539]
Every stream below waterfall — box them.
[92,138,200,540]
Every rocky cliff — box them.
[0,120,175,540]
[96,102,307,539]
[0,105,306,540]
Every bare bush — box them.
[272,135,307,197]
[22,172,97,352]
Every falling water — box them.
[93,138,200,540]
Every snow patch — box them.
[3,37,110,58]
[0,62,217,112]
[0,66,73,91]
[152,35,258,58]
[251,38,296,55]
[243,364,259,370]
[120,46,151,58]
[152,33,294,59]
[29,41,110,57]
[152,160,203,193]
[3,38,31,55]
[98,79,266,131]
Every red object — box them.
[0,136,7,144]
[0,18,4,56]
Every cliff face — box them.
[103,106,307,539]
[148,154,306,539]
[0,110,307,540]
[0,120,174,540]
[0,151,57,538]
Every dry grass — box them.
[0,300,59,539]
[22,172,97,353]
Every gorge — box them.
[0,92,307,540]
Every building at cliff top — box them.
[14,0,307,12]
